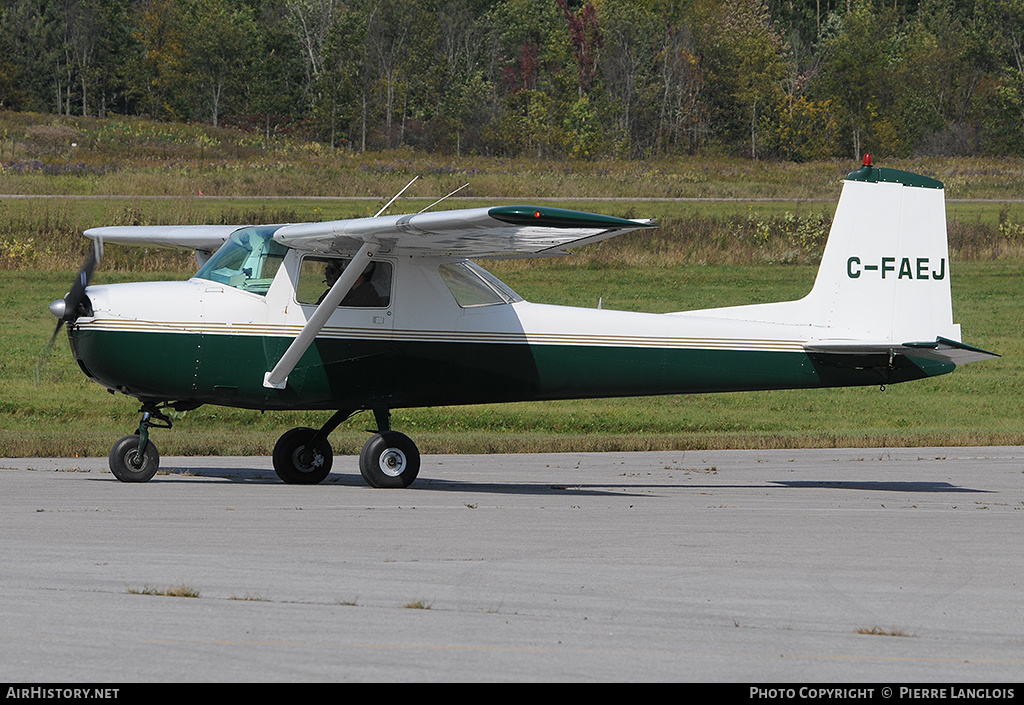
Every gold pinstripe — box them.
[76,318,808,352]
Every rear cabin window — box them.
[296,256,392,307]
[438,261,523,308]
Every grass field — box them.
[0,113,1020,456]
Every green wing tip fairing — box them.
[487,205,653,229]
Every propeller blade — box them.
[37,238,102,382]
[61,244,100,322]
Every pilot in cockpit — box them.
[318,260,382,307]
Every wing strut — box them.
[263,242,377,390]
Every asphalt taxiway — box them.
[2,447,1022,682]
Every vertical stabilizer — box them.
[803,160,960,344]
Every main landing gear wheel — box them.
[109,434,160,483]
[273,427,333,484]
[359,431,420,488]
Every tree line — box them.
[3,0,1024,161]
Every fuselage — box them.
[67,246,952,413]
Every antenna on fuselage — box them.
[418,183,469,213]
[374,176,419,217]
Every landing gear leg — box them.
[272,409,355,484]
[109,405,171,483]
[359,406,420,488]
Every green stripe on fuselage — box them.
[69,328,953,410]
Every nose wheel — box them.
[272,427,334,484]
[109,405,171,482]
[109,433,160,482]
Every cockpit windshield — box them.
[194,226,286,296]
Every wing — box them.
[84,225,245,266]
[261,205,654,389]
[84,224,242,260]
[272,205,656,257]
[84,206,654,259]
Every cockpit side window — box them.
[296,256,392,307]
[194,226,286,296]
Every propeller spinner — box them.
[49,240,101,323]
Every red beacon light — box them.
[863,153,872,167]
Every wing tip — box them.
[487,205,656,230]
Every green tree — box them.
[817,2,885,158]
[127,0,190,120]
[311,3,367,149]
[364,0,436,148]
[0,0,63,113]
[284,0,339,104]
[978,0,1024,154]
[244,0,308,143]
[431,0,493,155]
[440,70,495,155]
[593,0,663,156]
[888,0,983,155]
[183,0,258,127]
[693,0,789,159]
[91,0,135,117]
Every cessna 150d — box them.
[49,158,996,487]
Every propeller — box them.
[35,238,102,382]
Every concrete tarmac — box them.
[2,447,1023,683]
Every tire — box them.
[273,427,333,484]
[359,431,420,488]
[109,434,160,483]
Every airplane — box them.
[47,156,997,487]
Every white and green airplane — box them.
[49,159,996,487]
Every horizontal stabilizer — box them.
[805,337,999,366]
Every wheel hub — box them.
[378,448,407,477]
[293,446,324,472]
